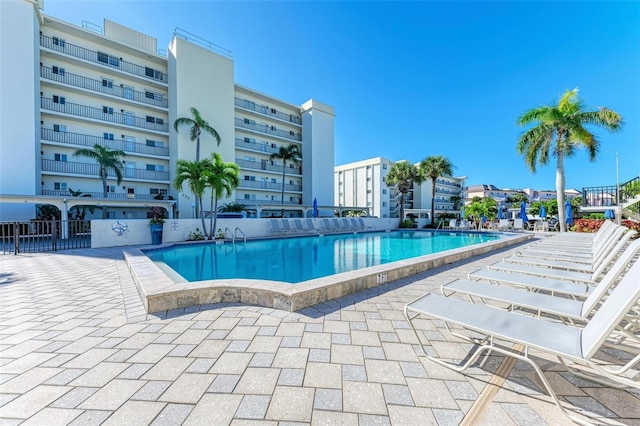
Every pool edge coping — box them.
[123,231,534,313]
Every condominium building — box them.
[467,184,580,203]
[334,157,465,219]
[0,0,334,221]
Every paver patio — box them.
[0,239,638,425]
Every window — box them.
[271,108,277,114]
[244,194,250,200]
[382,189,387,195]
[243,118,255,125]
[383,164,388,170]
[52,66,65,76]
[243,100,256,110]
[367,190,372,194]
[102,79,113,88]
[145,91,155,100]
[97,52,108,64]
[52,37,65,47]
[103,133,114,140]
[54,182,67,191]
[146,164,155,171]
[106,185,115,193]
[382,202,387,207]
[146,116,154,123]
[98,52,119,67]
[53,124,66,133]
[144,67,163,80]
[367,177,372,181]
[54,153,67,162]
[150,188,167,196]
[156,118,164,125]
[103,106,113,114]
[52,95,65,104]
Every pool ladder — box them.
[224,227,246,244]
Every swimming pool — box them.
[148,231,501,284]
[125,230,531,313]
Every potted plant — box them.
[149,207,165,244]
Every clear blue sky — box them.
[45,0,639,191]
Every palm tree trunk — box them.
[280,163,286,218]
[199,196,208,238]
[209,192,215,239]
[101,166,108,219]
[196,136,200,162]
[399,192,405,222]
[212,195,219,241]
[556,152,567,232]
[431,180,436,228]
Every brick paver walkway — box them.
[1,242,638,425]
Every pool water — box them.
[147,230,501,284]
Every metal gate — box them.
[0,220,91,254]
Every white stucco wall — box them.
[301,100,335,207]
[169,37,235,219]
[0,0,39,220]
[90,217,398,248]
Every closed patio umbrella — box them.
[539,205,547,219]
[520,201,528,223]
[604,209,614,220]
[312,198,318,218]
[565,200,573,226]
[498,201,505,220]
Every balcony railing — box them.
[41,97,169,132]
[435,179,462,189]
[234,97,302,125]
[40,34,168,83]
[42,159,169,182]
[235,118,302,142]
[41,66,168,108]
[42,189,161,201]
[41,128,169,157]
[235,138,280,155]
[238,180,302,192]
[236,158,301,175]
[236,198,302,206]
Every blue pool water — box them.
[147,231,501,284]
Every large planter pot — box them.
[150,223,164,245]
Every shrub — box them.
[622,219,640,235]
[399,219,415,228]
[570,219,605,233]
[187,228,205,241]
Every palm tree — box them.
[218,202,246,213]
[202,153,240,239]
[517,88,622,232]
[269,144,302,217]
[418,156,455,227]
[73,144,125,218]
[173,159,210,235]
[174,107,220,161]
[384,161,423,221]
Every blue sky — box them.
[45,1,639,191]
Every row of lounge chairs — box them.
[405,220,640,424]
[270,218,372,236]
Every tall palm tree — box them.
[384,161,423,221]
[517,88,622,232]
[173,159,210,235]
[418,155,455,227]
[202,153,240,239]
[73,144,125,218]
[269,144,302,217]
[174,107,221,161]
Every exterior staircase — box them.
[582,176,640,221]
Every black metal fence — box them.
[0,220,91,255]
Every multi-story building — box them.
[334,157,394,218]
[467,184,579,203]
[334,157,465,220]
[1,0,334,221]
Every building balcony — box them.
[40,34,168,84]
[41,128,169,157]
[236,198,302,206]
[236,158,301,175]
[42,159,169,182]
[42,189,161,201]
[41,97,169,133]
[435,179,462,189]
[235,138,280,155]
[234,97,302,126]
[235,118,302,142]
[237,180,302,192]
[41,66,168,108]
[435,187,461,195]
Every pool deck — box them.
[0,236,639,425]
[125,231,533,313]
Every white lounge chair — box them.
[305,219,319,234]
[294,219,313,234]
[270,219,284,235]
[341,218,355,231]
[358,218,373,231]
[323,218,337,232]
[497,219,512,231]
[280,219,294,234]
[444,237,640,323]
[350,218,363,231]
[405,257,640,424]
[443,219,457,230]
[512,218,525,231]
